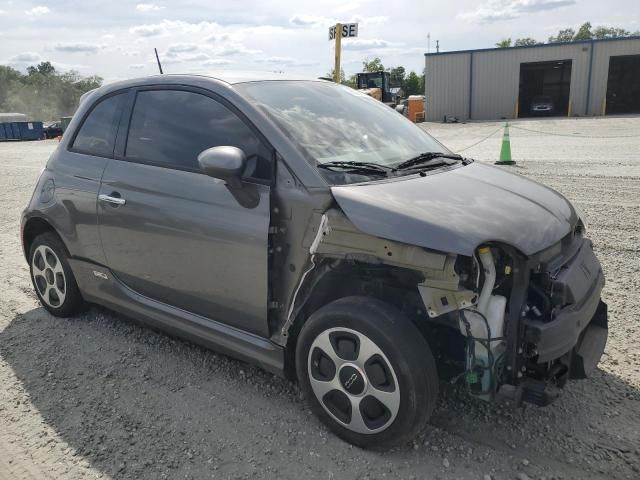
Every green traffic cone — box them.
[495,122,516,165]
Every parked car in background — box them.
[21,74,608,449]
[43,121,64,139]
[530,95,555,115]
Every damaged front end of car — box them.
[272,204,607,408]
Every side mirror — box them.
[198,146,246,189]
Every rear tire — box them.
[29,232,86,317]
[295,296,439,449]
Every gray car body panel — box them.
[24,149,110,264]
[22,74,591,380]
[98,160,272,337]
[331,162,578,256]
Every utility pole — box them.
[436,40,440,53]
[334,23,342,83]
[427,33,431,54]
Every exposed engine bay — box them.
[278,208,608,407]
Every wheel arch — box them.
[283,259,424,378]
[22,216,69,260]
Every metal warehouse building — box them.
[424,37,640,121]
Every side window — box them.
[71,93,125,157]
[125,90,272,180]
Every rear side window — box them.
[125,89,271,179]
[71,93,125,157]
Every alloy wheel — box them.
[32,245,66,308]
[307,327,400,434]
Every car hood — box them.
[330,162,577,256]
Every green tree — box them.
[404,71,422,96]
[514,37,540,47]
[326,68,356,88]
[592,26,632,39]
[362,57,384,72]
[388,66,406,89]
[27,61,56,76]
[344,74,357,89]
[548,28,575,43]
[574,22,593,41]
[495,38,512,48]
[0,65,22,108]
[326,68,346,83]
[0,62,102,120]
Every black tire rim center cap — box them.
[339,365,366,395]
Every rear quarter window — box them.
[71,93,126,158]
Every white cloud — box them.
[213,43,261,57]
[203,59,233,66]
[205,33,231,43]
[289,14,388,28]
[122,50,140,57]
[355,15,388,25]
[289,15,333,28]
[4,0,634,83]
[49,61,89,72]
[129,23,164,37]
[183,53,210,62]
[53,42,105,53]
[260,56,319,68]
[342,39,399,51]
[129,19,220,37]
[129,63,146,69]
[335,1,364,13]
[263,56,296,64]
[25,6,50,16]
[459,0,576,23]
[9,52,41,62]
[166,43,199,54]
[136,3,163,12]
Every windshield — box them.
[358,74,382,89]
[235,81,450,184]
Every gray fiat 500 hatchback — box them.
[22,74,607,449]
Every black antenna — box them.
[154,48,164,74]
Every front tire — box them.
[29,232,86,317]
[296,297,439,449]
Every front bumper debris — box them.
[500,237,608,407]
[523,238,606,363]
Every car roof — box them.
[105,72,323,89]
[194,71,320,84]
[81,72,330,106]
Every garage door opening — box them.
[606,54,640,115]
[518,60,572,118]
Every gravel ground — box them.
[1,116,639,480]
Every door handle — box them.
[99,193,126,206]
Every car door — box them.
[53,91,127,264]
[97,87,273,337]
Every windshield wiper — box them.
[317,161,391,176]
[394,152,463,171]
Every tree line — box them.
[329,57,425,96]
[496,22,639,48]
[0,62,102,121]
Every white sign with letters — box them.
[328,23,358,41]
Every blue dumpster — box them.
[0,121,44,141]
[18,121,43,140]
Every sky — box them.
[1,0,638,83]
